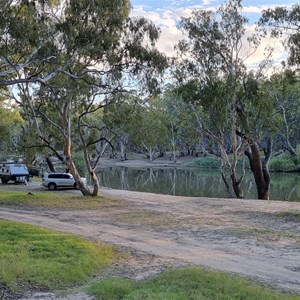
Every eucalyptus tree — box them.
[25,75,119,196]
[259,4,300,66]
[0,0,67,85]
[175,0,274,199]
[0,90,23,159]
[158,87,199,161]
[133,101,168,161]
[4,0,167,196]
[264,70,300,155]
[102,94,141,161]
[104,95,169,161]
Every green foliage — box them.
[72,151,87,176]
[264,70,300,151]
[0,220,116,291]
[193,157,221,169]
[269,153,297,172]
[260,4,300,66]
[88,267,299,300]
[0,94,24,158]
[193,156,250,170]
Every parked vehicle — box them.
[0,162,30,184]
[42,172,86,190]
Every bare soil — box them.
[0,180,300,299]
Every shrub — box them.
[192,157,221,169]
[72,152,87,176]
[269,152,296,172]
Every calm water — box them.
[97,166,300,202]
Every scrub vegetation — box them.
[88,267,299,300]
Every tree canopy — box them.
[260,4,300,66]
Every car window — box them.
[49,174,63,179]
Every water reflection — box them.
[97,166,300,202]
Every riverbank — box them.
[98,154,199,168]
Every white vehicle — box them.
[42,172,86,190]
[0,162,29,184]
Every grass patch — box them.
[88,267,299,300]
[229,226,298,242]
[0,190,121,210]
[0,220,118,292]
[277,211,300,221]
[114,210,178,229]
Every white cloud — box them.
[131,6,187,57]
[130,4,287,72]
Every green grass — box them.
[277,211,300,221]
[0,190,121,209]
[0,220,118,292]
[88,267,300,300]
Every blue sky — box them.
[131,0,296,24]
[130,0,293,68]
[131,0,295,11]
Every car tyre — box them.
[48,183,57,190]
[74,183,79,190]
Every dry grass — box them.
[0,190,122,210]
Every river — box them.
[97,166,300,202]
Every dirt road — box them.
[0,182,300,294]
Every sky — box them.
[130,0,296,70]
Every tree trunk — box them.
[46,156,56,172]
[149,148,155,161]
[89,169,100,197]
[230,171,244,198]
[63,101,91,196]
[221,171,233,198]
[120,141,127,161]
[245,140,271,200]
[83,146,100,197]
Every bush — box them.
[72,152,87,176]
[192,157,221,169]
[193,156,250,170]
[269,152,296,172]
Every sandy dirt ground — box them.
[0,180,300,299]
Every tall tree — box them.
[264,70,300,155]
[176,0,274,199]
[6,0,167,196]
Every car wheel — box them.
[1,178,8,184]
[48,183,57,190]
[74,183,79,190]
